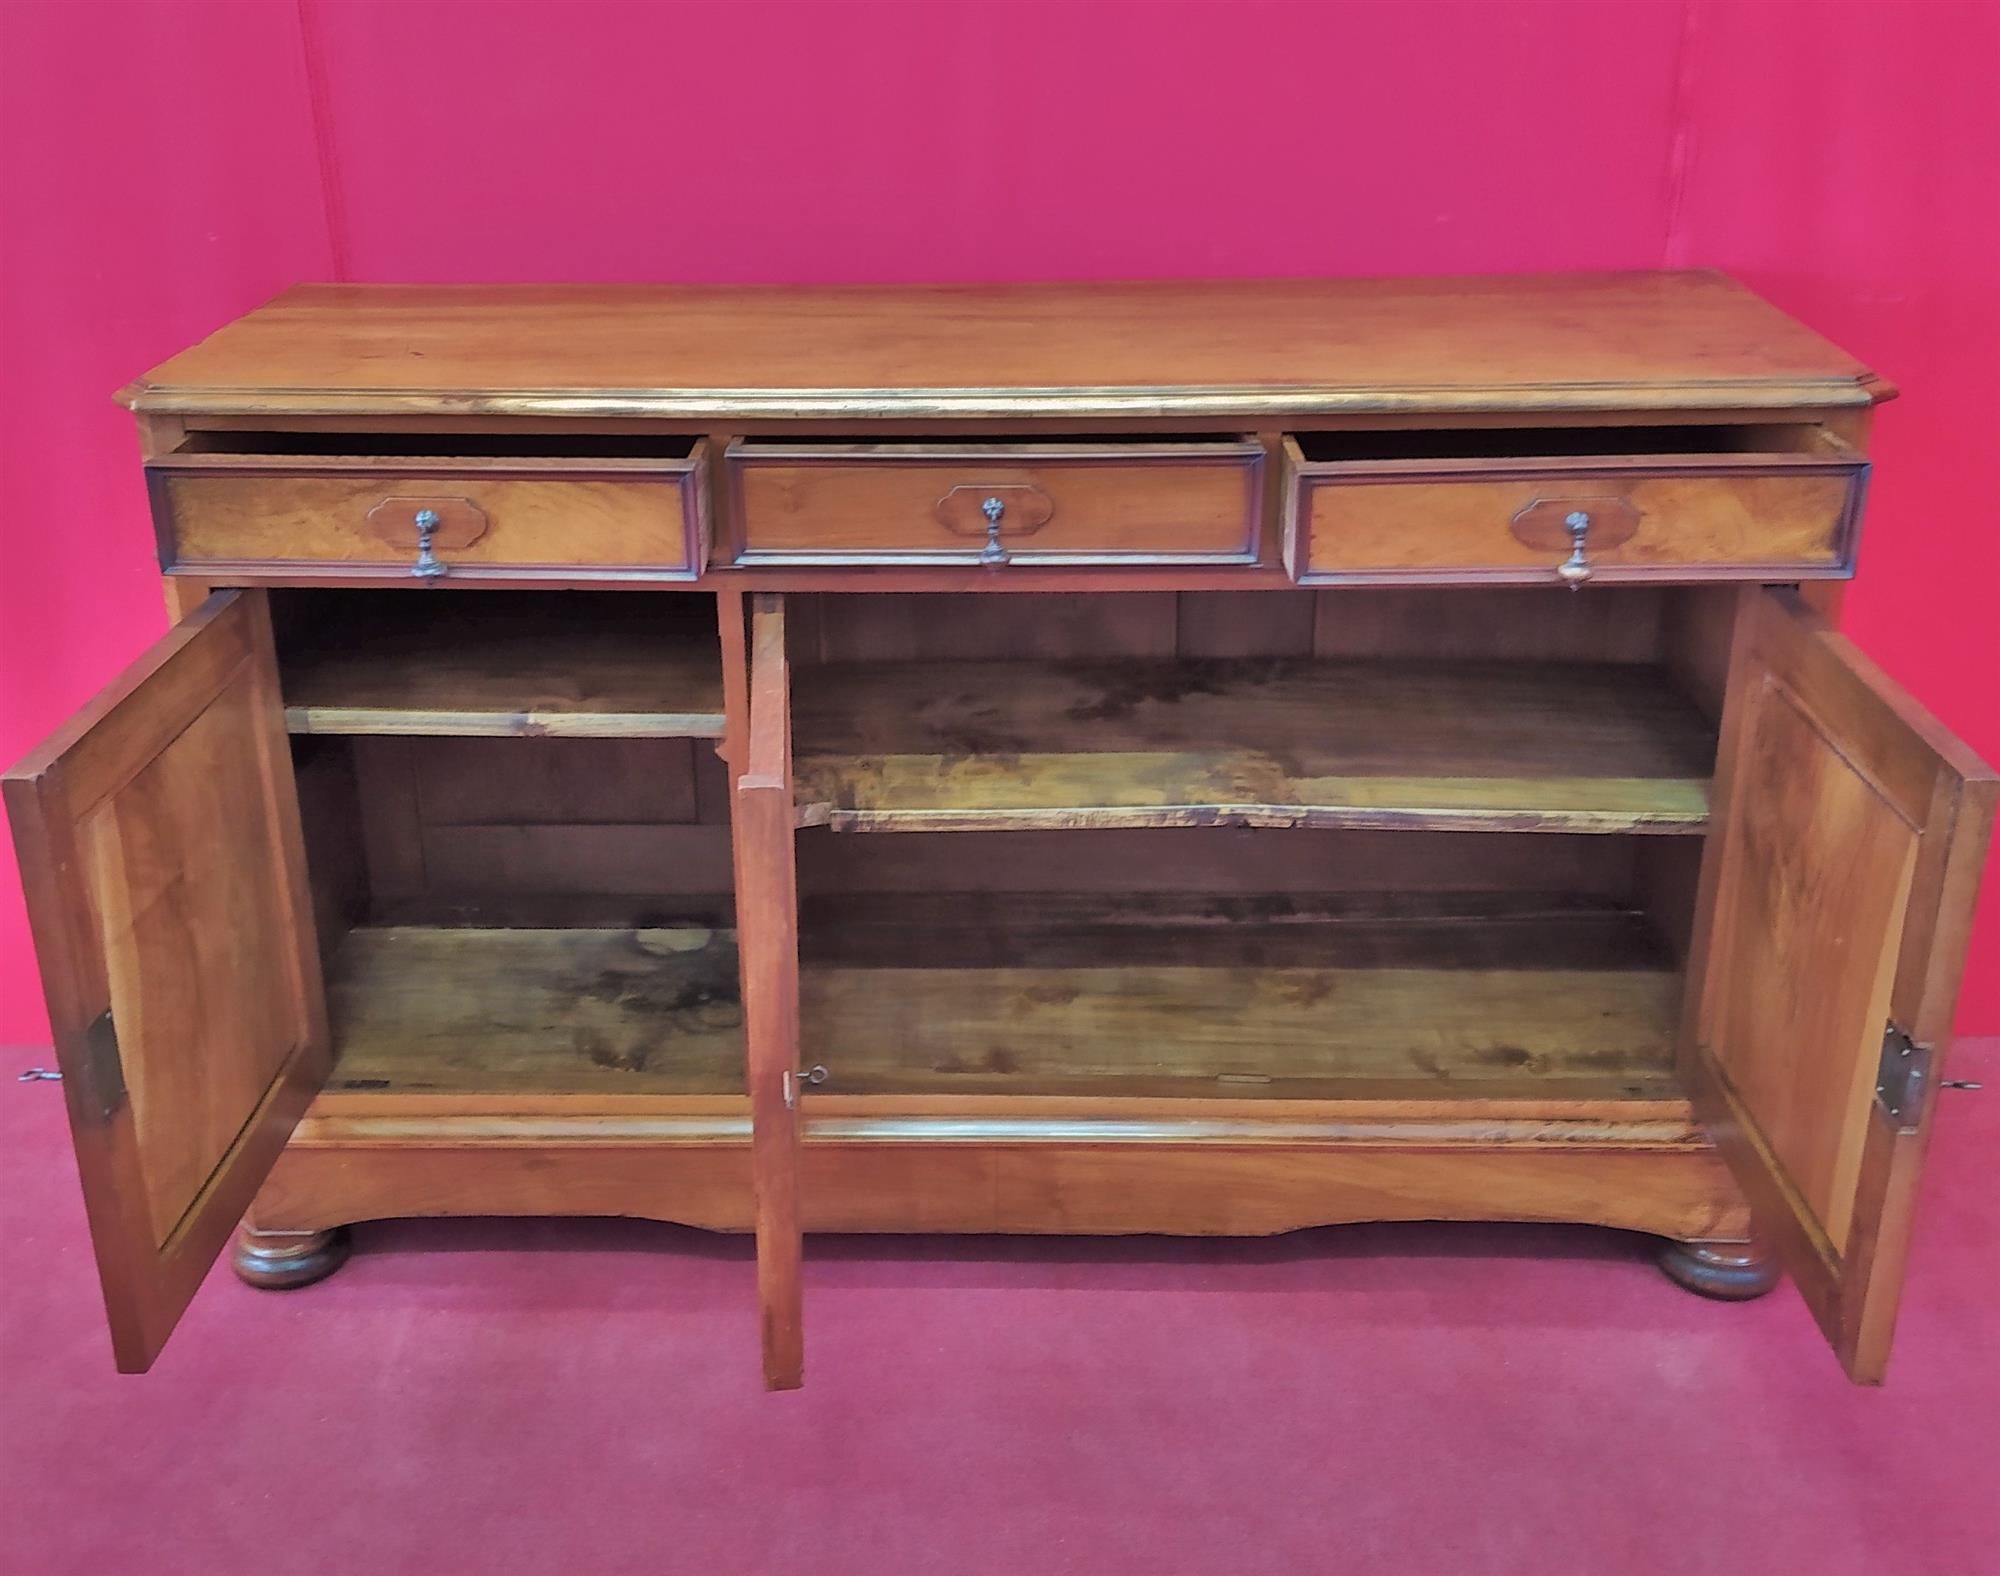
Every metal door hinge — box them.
[1875,1021,1933,1131]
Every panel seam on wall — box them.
[295,0,350,280]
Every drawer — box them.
[149,435,710,581]
[726,439,1264,566]
[1282,426,1867,585]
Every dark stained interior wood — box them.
[1306,588,1676,663]
[791,656,1717,834]
[791,587,1705,666]
[176,430,699,460]
[291,738,369,971]
[327,926,743,1094]
[273,586,1720,1111]
[273,590,725,737]
[296,731,735,932]
[798,892,1682,1100]
[798,827,1645,899]
[320,892,1684,1104]
[1291,423,1829,462]
[802,891,1670,971]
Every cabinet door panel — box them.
[733,592,804,1389]
[4,591,327,1371]
[1685,588,1995,1381]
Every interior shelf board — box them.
[327,925,746,1095]
[280,600,726,738]
[325,900,1683,1105]
[799,892,1683,1101]
[791,657,1715,834]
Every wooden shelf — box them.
[324,896,1684,1104]
[798,893,1682,1101]
[327,926,745,1094]
[792,658,1715,834]
[279,594,725,738]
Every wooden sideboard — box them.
[6,274,1992,1388]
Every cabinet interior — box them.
[1290,420,1839,462]
[277,590,742,1098]
[172,429,702,460]
[275,585,1734,1112]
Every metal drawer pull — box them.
[1509,496,1636,583]
[935,483,1054,556]
[980,496,1008,565]
[1557,510,1593,587]
[367,495,488,567]
[410,508,448,579]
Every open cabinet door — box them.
[4,591,328,1371]
[1686,588,1996,1382]
[733,592,805,1389]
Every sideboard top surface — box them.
[123,271,1887,422]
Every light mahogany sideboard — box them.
[7,274,1992,1388]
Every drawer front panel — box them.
[729,443,1264,566]
[1288,454,1866,585]
[153,457,707,580]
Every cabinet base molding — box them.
[1654,1236,1780,1300]
[231,1225,352,1290]
[248,1128,1751,1247]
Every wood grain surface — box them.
[1292,462,1860,581]
[122,274,1884,420]
[792,656,1717,833]
[312,892,1680,1105]
[277,591,725,736]
[1684,588,1997,1380]
[3,591,328,1370]
[730,440,1261,564]
[157,464,703,577]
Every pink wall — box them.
[2,0,1994,1040]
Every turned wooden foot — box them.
[232,1225,351,1290]
[1656,1237,1780,1301]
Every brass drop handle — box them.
[1509,496,1637,581]
[1556,510,1593,587]
[368,496,487,568]
[979,496,1008,566]
[935,483,1054,551]
[411,508,448,579]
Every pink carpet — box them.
[5,1040,1996,1575]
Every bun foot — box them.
[232,1225,351,1290]
[1657,1237,1779,1301]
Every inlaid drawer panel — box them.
[726,439,1264,566]
[1283,426,1867,585]
[150,437,709,581]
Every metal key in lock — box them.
[782,1064,829,1109]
